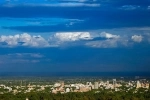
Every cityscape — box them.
[0,76,149,99]
[1,0,150,99]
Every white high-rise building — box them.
[113,79,116,89]
[136,81,141,89]
[106,81,109,85]
[94,82,99,89]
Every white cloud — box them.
[100,32,120,39]
[0,53,42,64]
[85,37,129,48]
[0,33,50,47]
[31,60,40,63]
[60,0,88,2]
[30,53,44,58]
[11,59,30,63]
[54,32,92,41]
[52,32,124,48]
[131,35,143,43]
[120,5,140,10]
[34,3,100,7]
[3,3,100,7]
[11,59,40,63]
[8,53,44,58]
[85,32,129,48]
[148,6,150,10]
[0,31,146,48]
[86,39,119,48]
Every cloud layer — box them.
[0,53,45,64]
[0,31,149,48]
[0,33,49,47]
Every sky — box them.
[0,0,150,73]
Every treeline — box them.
[0,89,150,100]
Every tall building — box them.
[136,81,141,89]
[106,81,109,85]
[60,81,64,87]
[20,80,22,86]
[113,79,116,89]
[94,82,99,89]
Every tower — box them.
[20,80,22,86]
[113,79,116,89]
[136,81,141,89]
[94,82,99,89]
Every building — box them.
[66,88,70,93]
[141,83,149,89]
[94,82,99,89]
[136,81,141,89]
[52,81,65,93]
[113,79,116,89]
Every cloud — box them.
[85,37,129,48]
[3,3,100,7]
[99,32,120,39]
[131,35,143,43]
[0,31,147,48]
[0,53,42,64]
[85,32,129,48]
[31,60,40,63]
[148,6,150,10]
[59,0,88,2]
[0,32,93,48]
[0,17,84,27]
[30,53,44,58]
[143,33,150,43]
[49,3,100,7]
[0,33,50,47]
[51,32,127,48]
[11,59,40,63]
[54,32,92,41]
[86,39,118,48]
[8,53,44,58]
[0,61,3,64]
[11,59,30,63]
[120,5,140,10]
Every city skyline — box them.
[0,0,150,73]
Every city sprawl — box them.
[0,76,150,100]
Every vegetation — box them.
[0,89,150,100]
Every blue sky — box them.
[0,0,150,73]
